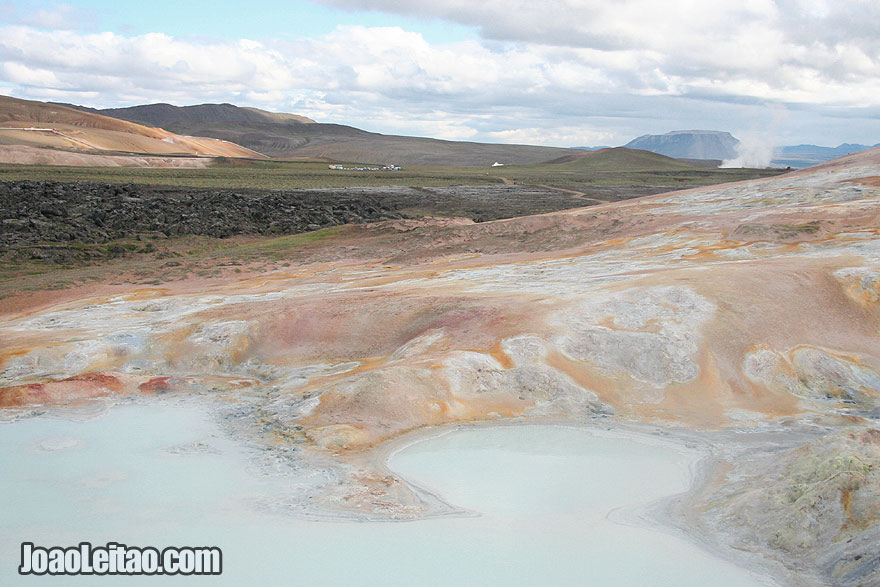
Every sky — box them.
[0,0,878,149]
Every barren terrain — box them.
[2,148,879,584]
[0,96,265,161]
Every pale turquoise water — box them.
[0,401,773,585]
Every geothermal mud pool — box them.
[0,398,772,585]
[2,149,880,584]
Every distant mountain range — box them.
[1,95,874,169]
[94,102,874,169]
[618,129,878,168]
[63,102,575,166]
[771,143,879,168]
[0,96,722,170]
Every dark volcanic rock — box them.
[0,180,404,256]
[0,180,596,263]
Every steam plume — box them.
[721,131,776,168]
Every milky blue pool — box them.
[0,400,772,585]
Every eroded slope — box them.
[0,95,265,161]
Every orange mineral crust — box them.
[3,148,880,438]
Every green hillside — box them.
[542,147,707,171]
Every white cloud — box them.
[0,27,296,92]
[312,1,880,100]
[1,61,64,87]
[0,1,879,147]
[488,127,615,147]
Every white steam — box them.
[721,132,776,168]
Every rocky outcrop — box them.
[704,427,880,586]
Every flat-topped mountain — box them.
[624,130,740,160]
[624,130,880,168]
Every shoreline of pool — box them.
[1,395,801,585]
[370,417,790,586]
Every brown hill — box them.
[540,147,708,170]
[76,102,317,128]
[0,95,265,160]
[84,102,578,166]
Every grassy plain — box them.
[0,155,784,192]
[0,160,499,189]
